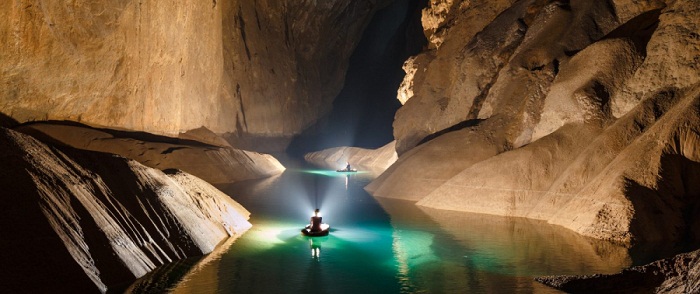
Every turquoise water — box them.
[167,167,632,293]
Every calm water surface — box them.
[167,165,632,293]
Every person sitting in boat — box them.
[310,209,323,232]
[345,162,352,171]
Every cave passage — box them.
[147,160,636,293]
[287,0,427,156]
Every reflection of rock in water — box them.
[134,234,241,294]
[375,197,632,292]
[537,248,700,293]
[416,206,632,275]
[124,258,202,294]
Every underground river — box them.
[136,162,642,293]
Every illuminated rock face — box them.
[0,127,251,293]
[17,122,285,184]
[0,0,385,151]
[304,141,398,174]
[373,0,700,244]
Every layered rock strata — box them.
[0,0,387,151]
[304,141,398,174]
[0,127,251,293]
[370,0,700,245]
[16,122,284,184]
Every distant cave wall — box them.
[287,0,427,155]
[0,0,387,151]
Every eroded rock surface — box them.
[16,122,284,184]
[0,0,387,151]
[536,248,700,293]
[0,127,251,293]
[371,0,700,245]
[304,141,398,174]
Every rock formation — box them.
[369,0,700,245]
[0,127,251,293]
[0,0,388,152]
[536,247,700,293]
[16,122,285,184]
[304,141,398,174]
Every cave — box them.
[1,0,700,293]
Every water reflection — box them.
[308,237,326,260]
[167,165,634,293]
[377,197,631,293]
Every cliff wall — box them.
[370,0,700,244]
[0,0,386,151]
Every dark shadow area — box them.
[416,119,485,147]
[119,256,203,294]
[0,128,210,293]
[0,131,101,293]
[287,0,427,156]
[0,112,19,128]
[626,152,700,264]
[602,8,662,55]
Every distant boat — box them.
[336,168,357,172]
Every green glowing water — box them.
[166,167,633,293]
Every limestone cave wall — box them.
[0,127,251,293]
[0,0,387,151]
[370,0,700,245]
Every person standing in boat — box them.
[345,162,352,171]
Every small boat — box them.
[301,223,330,236]
[337,163,357,173]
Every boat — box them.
[337,163,357,173]
[301,223,330,236]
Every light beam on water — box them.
[162,163,634,293]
